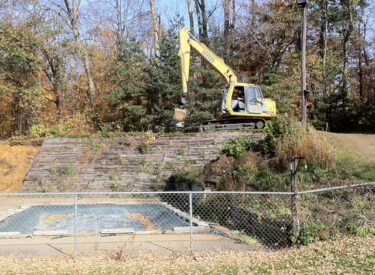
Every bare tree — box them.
[224,0,230,57]
[87,0,149,51]
[149,0,159,58]
[250,0,255,29]
[232,0,235,33]
[340,0,354,99]
[115,0,125,48]
[187,0,194,34]
[47,0,96,112]
[224,0,236,58]
[194,0,208,42]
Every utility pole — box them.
[297,0,308,124]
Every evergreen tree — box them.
[183,63,224,131]
[108,38,151,131]
[144,16,184,131]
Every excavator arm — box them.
[178,27,237,101]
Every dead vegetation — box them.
[0,142,40,193]
[43,215,72,225]
[0,235,374,274]
[124,213,156,231]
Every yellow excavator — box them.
[173,27,277,131]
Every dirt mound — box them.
[0,143,40,192]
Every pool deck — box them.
[0,233,256,257]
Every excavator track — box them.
[200,117,266,131]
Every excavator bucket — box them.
[172,108,187,125]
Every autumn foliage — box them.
[0,0,374,138]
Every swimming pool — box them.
[0,204,191,234]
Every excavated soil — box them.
[0,143,40,193]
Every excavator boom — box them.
[179,27,237,97]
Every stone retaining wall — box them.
[22,131,263,192]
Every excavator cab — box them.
[221,84,265,115]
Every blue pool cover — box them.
[0,204,190,234]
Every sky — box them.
[158,0,221,29]
[157,0,375,43]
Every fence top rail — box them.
[0,191,294,196]
[0,182,373,196]
[298,182,375,194]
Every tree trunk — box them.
[300,4,307,124]
[250,0,255,30]
[63,0,96,112]
[194,0,208,42]
[149,0,160,58]
[187,0,194,34]
[55,94,62,124]
[12,93,21,135]
[194,0,203,40]
[115,0,124,50]
[224,0,230,58]
[358,21,363,98]
[362,21,369,66]
[200,0,208,41]
[357,3,367,98]
[341,0,353,102]
[232,0,235,35]
[319,2,328,98]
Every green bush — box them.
[222,136,256,158]
[255,169,289,191]
[262,115,293,156]
[137,142,148,154]
[296,223,329,246]
[343,217,375,237]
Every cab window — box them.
[255,87,263,101]
[248,87,256,100]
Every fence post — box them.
[74,193,78,256]
[291,157,301,238]
[189,192,193,253]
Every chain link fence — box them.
[0,182,374,257]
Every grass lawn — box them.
[323,132,375,181]
[0,235,374,274]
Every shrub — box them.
[28,113,93,138]
[296,223,329,245]
[262,115,335,170]
[222,136,256,158]
[136,132,156,154]
[137,142,148,154]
